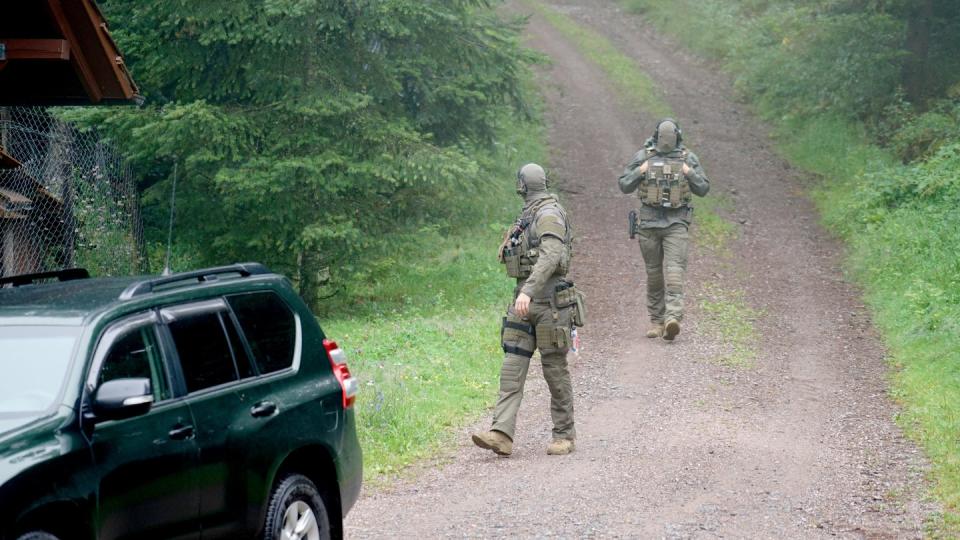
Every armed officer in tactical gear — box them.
[619,119,710,340]
[472,163,583,457]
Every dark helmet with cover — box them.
[516,163,548,196]
[652,118,682,153]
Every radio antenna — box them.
[162,162,178,276]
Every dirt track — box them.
[345,1,936,537]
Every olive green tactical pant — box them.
[491,300,575,441]
[638,222,690,324]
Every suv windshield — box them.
[0,326,80,413]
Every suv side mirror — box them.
[93,378,154,422]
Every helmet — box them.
[652,118,682,153]
[516,163,547,196]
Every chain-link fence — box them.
[0,107,145,279]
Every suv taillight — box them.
[324,339,357,408]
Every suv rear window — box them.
[227,292,296,374]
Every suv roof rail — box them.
[0,268,90,287]
[119,262,271,300]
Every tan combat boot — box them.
[663,319,681,341]
[546,438,575,455]
[645,323,664,338]
[472,430,513,456]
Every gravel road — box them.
[344,1,936,537]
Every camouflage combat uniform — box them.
[619,120,709,338]
[473,164,583,456]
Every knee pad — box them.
[500,354,529,393]
[665,267,684,294]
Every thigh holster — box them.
[501,317,535,358]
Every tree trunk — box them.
[902,0,934,106]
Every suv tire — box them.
[263,474,331,540]
[17,533,60,540]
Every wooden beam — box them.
[45,0,103,103]
[80,0,138,100]
[0,147,21,170]
[0,39,70,61]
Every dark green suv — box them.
[0,263,362,540]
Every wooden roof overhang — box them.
[0,0,141,106]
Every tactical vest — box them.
[502,197,572,280]
[638,149,692,209]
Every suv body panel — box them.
[0,267,362,539]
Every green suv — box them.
[0,263,362,540]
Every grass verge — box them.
[323,275,504,480]
[805,118,960,537]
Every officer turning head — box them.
[618,119,710,341]
[472,163,584,457]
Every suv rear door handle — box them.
[250,401,277,418]
[168,424,195,441]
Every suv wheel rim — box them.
[281,500,320,540]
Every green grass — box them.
[523,0,673,119]
[697,283,760,367]
[693,193,737,254]
[324,300,503,481]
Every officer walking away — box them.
[619,119,709,341]
[472,163,585,457]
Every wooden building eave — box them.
[0,0,141,106]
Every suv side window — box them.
[227,292,297,374]
[167,311,239,393]
[223,318,255,380]
[96,320,171,402]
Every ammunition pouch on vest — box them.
[638,152,691,209]
[503,246,539,279]
[501,197,572,280]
